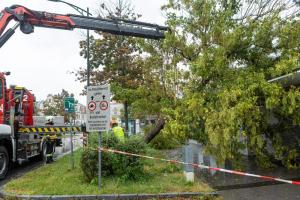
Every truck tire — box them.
[41,142,47,163]
[41,142,55,163]
[0,146,9,180]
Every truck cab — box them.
[0,72,58,179]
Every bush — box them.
[81,148,98,182]
[80,133,147,183]
[114,136,147,180]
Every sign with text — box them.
[64,97,75,113]
[86,85,110,132]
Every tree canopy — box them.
[162,0,300,168]
[76,0,300,168]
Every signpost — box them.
[86,85,110,190]
[64,97,75,169]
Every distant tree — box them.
[42,89,77,122]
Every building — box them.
[75,102,87,126]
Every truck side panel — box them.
[0,74,5,124]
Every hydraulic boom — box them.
[0,5,168,48]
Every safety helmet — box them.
[110,119,118,127]
[46,116,54,122]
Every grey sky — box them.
[0,0,167,104]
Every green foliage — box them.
[74,0,300,169]
[160,163,182,174]
[147,121,187,149]
[80,147,98,182]
[114,136,148,180]
[81,133,147,183]
[42,89,77,122]
[75,1,178,138]
[161,0,300,168]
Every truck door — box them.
[0,78,4,124]
[13,88,24,124]
[22,90,34,126]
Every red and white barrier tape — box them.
[100,147,300,186]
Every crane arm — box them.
[0,5,168,48]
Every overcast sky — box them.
[0,0,167,104]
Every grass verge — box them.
[4,149,213,195]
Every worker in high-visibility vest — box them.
[111,121,125,142]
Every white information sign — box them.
[86,85,110,132]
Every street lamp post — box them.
[48,0,91,87]
[48,0,96,187]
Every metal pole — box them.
[98,131,102,190]
[70,114,74,169]
[87,7,90,87]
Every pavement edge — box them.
[0,188,219,199]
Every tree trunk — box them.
[145,118,165,144]
[124,100,129,137]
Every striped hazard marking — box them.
[18,126,81,133]
[100,147,300,186]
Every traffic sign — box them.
[86,85,110,132]
[100,101,109,110]
[64,97,75,113]
[88,101,96,112]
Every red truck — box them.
[0,71,61,179]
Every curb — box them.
[0,189,219,199]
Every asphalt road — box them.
[219,183,300,200]
[197,157,300,200]
[204,166,300,200]
[0,134,82,187]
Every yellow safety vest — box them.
[112,126,125,142]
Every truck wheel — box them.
[41,142,47,163]
[41,142,55,163]
[0,146,9,180]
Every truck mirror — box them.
[0,124,12,134]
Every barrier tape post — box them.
[98,132,102,190]
[99,147,300,186]
[69,114,74,170]
[82,132,88,147]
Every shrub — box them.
[81,148,98,182]
[114,136,147,180]
[80,133,147,183]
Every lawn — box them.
[5,149,214,195]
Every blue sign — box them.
[64,97,75,113]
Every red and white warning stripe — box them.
[100,147,300,186]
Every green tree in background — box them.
[42,89,77,123]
